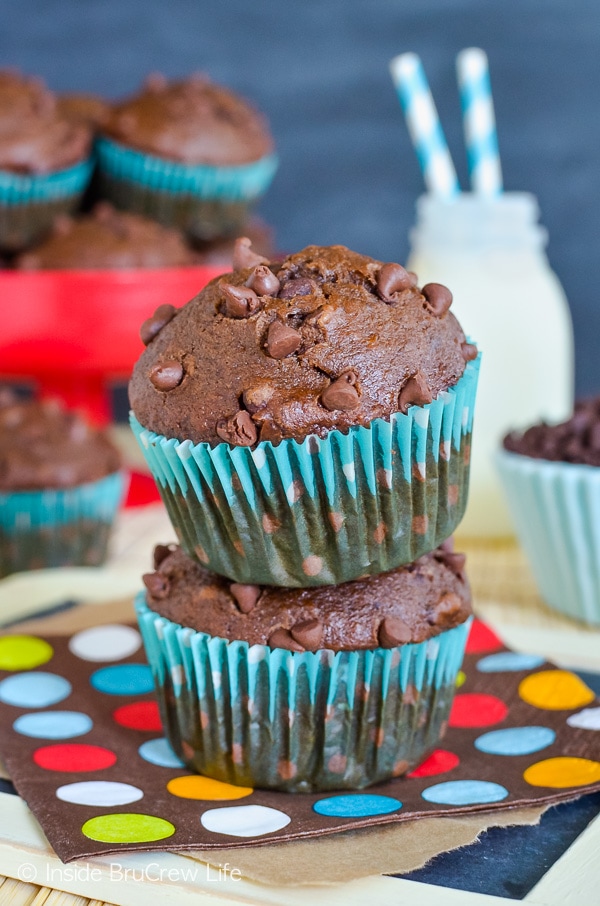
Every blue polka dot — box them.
[90,664,154,696]
[138,738,185,768]
[475,726,556,756]
[422,780,509,806]
[0,672,71,708]
[477,652,546,673]
[313,794,402,818]
[13,711,93,739]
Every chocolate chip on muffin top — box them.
[0,389,122,490]
[504,396,600,467]
[129,241,475,447]
[142,542,472,651]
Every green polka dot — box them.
[456,670,466,688]
[81,813,175,844]
[0,636,53,671]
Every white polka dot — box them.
[567,707,600,731]
[413,408,430,428]
[426,639,440,660]
[177,440,193,461]
[416,461,426,479]
[462,407,470,428]
[171,665,184,686]
[342,463,355,482]
[442,440,451,460]
[211,671,222,689]
[56,781,143,807]
[200,804,291,837]
[69,625,141,663]
[285,482,297,504]
[248,645,266,664]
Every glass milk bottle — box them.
[407,192,574,537]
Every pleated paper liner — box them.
[131,354,480,587]
[497,449,600,625]
[0,471,126,578]
[1,615,599,863]
[137,595,471,792]
[95,137,278,241]
[0,158,94,252]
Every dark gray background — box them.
[2,0,599,395]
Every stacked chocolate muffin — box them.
[129,240,480,791]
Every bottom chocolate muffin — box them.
[136,544,472,792]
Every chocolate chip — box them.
[246,265,280,296]
[378,616,413,647]
[461,342,478,362]
[232,237,269,270]
[290,619,324,651]
[422,283,453,317]
[320,371,360,411]
[230,583,261,613]
[142,572,170,599]
[153,543,177,569]
[268,627,305,652]
[140,303,177,345]
[278,276,317,299]
[149,360,184,392]
[398,370,433,414]
[215,410,257,447]
[376,262,415,301]
[242,383,274,413]
[433,592,463,620]
[434,549,466,578]
[221,283,262,318]
[265,320,302,359]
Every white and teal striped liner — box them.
[0,158,94,205]
[389,53,460,199]
[136,594,470,719]
[456,48,503,196]
[497,450,600,625]
[96,137,278,202]
[131,355,479,512]
[0,472,126,531]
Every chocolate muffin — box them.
[498,396,600,625]
[0,70,94,251]
[15,203,197,271]
[143,543,471,650]
[96,73,278,240]
[130,241,480,587]
[0,390,125,576]
[136,542,472,791]
[130,242,474,446]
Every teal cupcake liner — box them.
[136,593,471,792]
[0,158,94,251]
[95,137,278,240]
[131,355,480,587]
[497,450,600,625]
[0,471,126,578]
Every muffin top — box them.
[504,396,600,467]
[143,542,472,651]
[129,241,476,447]
[102,73,274,166]
[16,203,197,271]
[0,70,92,173]
[0,390,122,491]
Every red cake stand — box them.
[0,266,224,424]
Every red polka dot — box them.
[407,749,460,778]
[465,619,504,654]
[113,701,162,732]
[449,693,509,728]
[33,744,117,772]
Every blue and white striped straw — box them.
[456,48,503,196]
[389,52,460,199]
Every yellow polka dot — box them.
[456,670,466,688]
[0,636,53,671]
[524,757,600,789]
[167,775,253,800]
[519,670,595,710]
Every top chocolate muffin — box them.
[503,396,600,468]
[102,73,274,166]
[0,70,92,174]
[129,241,476,447]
